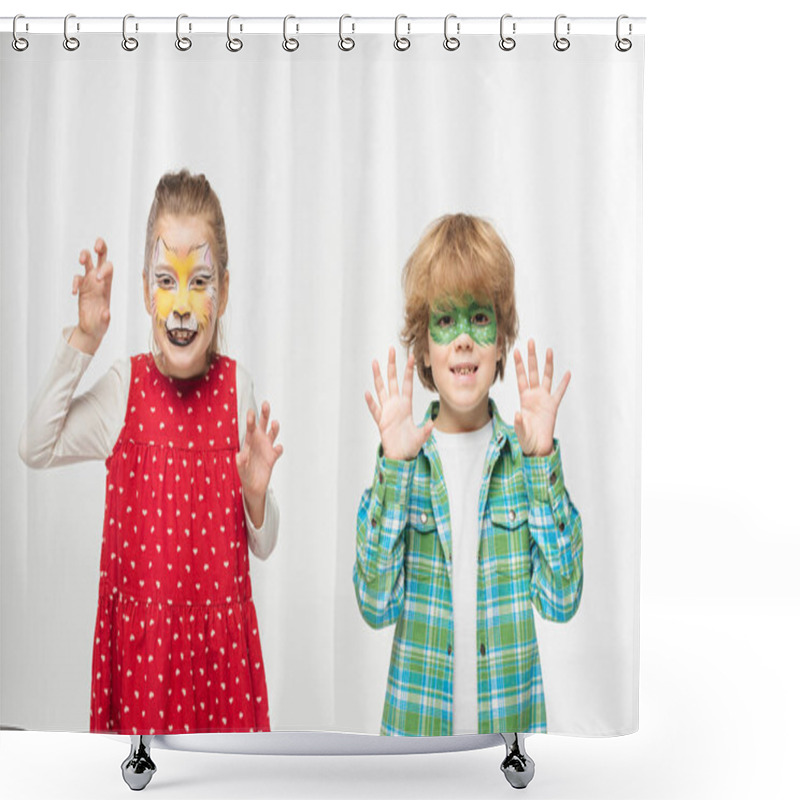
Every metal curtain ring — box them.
[122,14,139,51]
[175,14,192,51]
[63,13,80,51]
[338,14,355,51]
[553,14,570,52]
[443,14,460,51]
[394,14,410,51]
[615,14,632,51]
[226,15,243,52]
[499,13,516,51]
[12,14,29,51]
[282,15,299,52]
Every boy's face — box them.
[424,296,499,432]
[143,214,228,380]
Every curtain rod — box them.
[1,16,646,36]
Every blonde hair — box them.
[144,169,228,358]
[401,214,519,391]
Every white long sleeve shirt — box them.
[18,328,279,561]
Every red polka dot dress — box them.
[90,353,270,734]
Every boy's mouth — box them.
[166,328,198,347]
[451,364,478,376]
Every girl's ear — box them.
[142,272,152,314]
[217,270,230,317]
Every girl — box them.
[19,170,281,788]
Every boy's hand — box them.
[365,347,434,461]
[513,339,571,457]
[236,401,283,529]
[69,238,113,355]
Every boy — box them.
[354,214,583,736]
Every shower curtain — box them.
[1,20,643,738]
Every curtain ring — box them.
[282,15,299,52]
[175,14,192,51]
[443,14,460,51]
[499,14,516,51]
[226,15,243,52]
[12,14,29,52]
[63,14,80,51]
[615,15,632,52]
[338,14,355,51]
[122,14,139,51]
[394,14,410,51]
[553,14,570,52]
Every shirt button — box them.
[479,643,486,656]
[549,472,557,486]
[420,512,428,524]
[508,510,516,522]
[559,522,565,532]
[378,472,384,484]
[371,517,377,528]
[447,644,452,656]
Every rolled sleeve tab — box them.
[378,451,415,507]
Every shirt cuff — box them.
[58,325,94,371]
[374,445,415,507]
[523,439,566,505]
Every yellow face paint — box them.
[150,238,217,332]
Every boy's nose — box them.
[454,332,473,349]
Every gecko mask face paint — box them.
[146,215,223,379]
[428,298,498,347]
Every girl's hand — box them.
[69,238,113,355]
[236,402,283,528]
[513,339,571,457]
[365,347,434,461]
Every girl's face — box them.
[143,214,228,380]
[424,296,500,433]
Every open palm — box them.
[235,401,283,498]
[365,347,434,461]
[514,339,571,457]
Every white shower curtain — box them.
[1,25,643,736]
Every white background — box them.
[1,1,798,799]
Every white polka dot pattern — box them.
[90,354,270,734]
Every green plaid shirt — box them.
[354,400,583,736]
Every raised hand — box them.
[513,339,571,457]
[69,238,113,355]
[236,401,283,529]
[365,347,435,461]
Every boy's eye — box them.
[436,315,454,327]
[472,312,490,325]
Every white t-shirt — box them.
[18,328,279,561]
[433,420,493,735]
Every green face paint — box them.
[428,298,498,347]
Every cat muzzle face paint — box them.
[149,238,218,347]
[428,298,498,347]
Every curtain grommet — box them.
[63,14,80,52]
[121,14,139,52]
[175,14,192,51]
[499,14,516,51]
[615,15,632,51]
[443,14,460,51]
[338,14,355,51]
[12,14,29,51]
[282,15,299,52]
[553,14,570,52]
[394,15,411,51]
[226,15,243,52]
